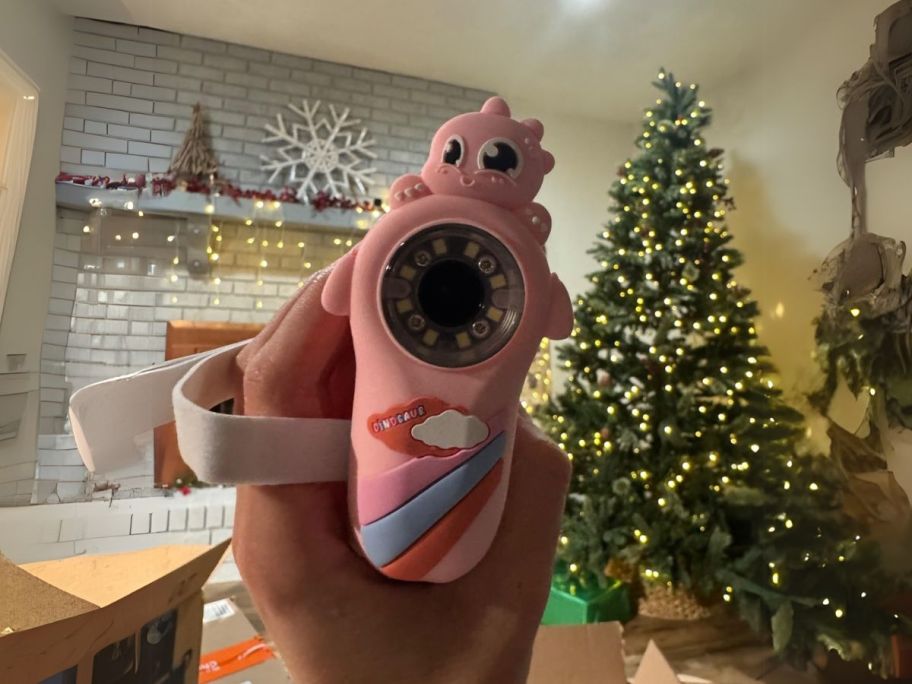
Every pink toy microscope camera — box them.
[323,97,573,582]
[67,96,573,586]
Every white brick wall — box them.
[6,17,490,508]
[62,18,491,191]
[37,208,359,487]
[0,486,239,581]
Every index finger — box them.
[236,267,326,372]
[255,266,350,378]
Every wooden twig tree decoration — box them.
[169,103,219,182]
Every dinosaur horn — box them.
[480,97,511,117]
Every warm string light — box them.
[205,216,223,303]
[82,190,367,307]
[523,338,554,413]
[166,221,181,286]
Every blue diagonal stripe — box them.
[360,432,506,568]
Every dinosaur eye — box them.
[478,138,522,178]
[442,135,465,166]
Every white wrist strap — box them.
[172,341,350,484]
[69,346,222,473]
[68,340,351,485]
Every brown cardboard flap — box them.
[632,640,681,684]
[0,554,97,633]
[527,622,626,684]
[22,543,229,606]
[0,542,229,682]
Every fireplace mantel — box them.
[55,182,377,232]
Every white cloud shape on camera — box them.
[411,410,489,450]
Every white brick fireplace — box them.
[0,16,490,568]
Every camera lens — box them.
[417,260,485,328]
[381,223,524,368]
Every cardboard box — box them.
[0,541,687,684]
[199,598,288,683]
[198,601,686,684]
[528,623,701,684]
[528,622,627,683]
[0,542,228,683]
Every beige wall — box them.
[522,0,906,467]
[704,0,912,489]
[511,98,635,301]
[0,2,71,498]
[510,100,634,390]
[706,0,898,399]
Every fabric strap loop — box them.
[69,340,351,484]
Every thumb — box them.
[475,415,570,581]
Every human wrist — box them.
[276,613,534,684]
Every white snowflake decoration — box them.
[261,99,377,201]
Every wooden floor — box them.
[203,581,902,683]
[622,611,810,683]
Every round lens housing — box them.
[381,223,524,368]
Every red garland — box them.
[57,171,379,213]
[56,171,147,190]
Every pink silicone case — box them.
[322,98,573,582]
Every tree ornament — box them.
[169,103,219,181]
[597,369,611,387]
[261,99,377,201]
[604,557,638,584]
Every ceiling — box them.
[54,0,842,121]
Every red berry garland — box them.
[57,171,381,214]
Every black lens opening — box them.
[417,259,485,328]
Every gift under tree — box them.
[538,70,910,673]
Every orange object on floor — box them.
[199,635,276,683]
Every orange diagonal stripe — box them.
[382,460,504,580]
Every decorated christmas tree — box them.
[538,70,909,673]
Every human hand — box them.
[232,267,570,684]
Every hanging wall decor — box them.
[260,99,377,202]
[814,0,912,320]
[809,7,912,673]
[811,0,912,424]
[169,103,220,182]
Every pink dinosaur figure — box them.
[389,96,555,243]
[67,98,571,587]
[321,96,571,582]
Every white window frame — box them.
[0,48,38,324]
